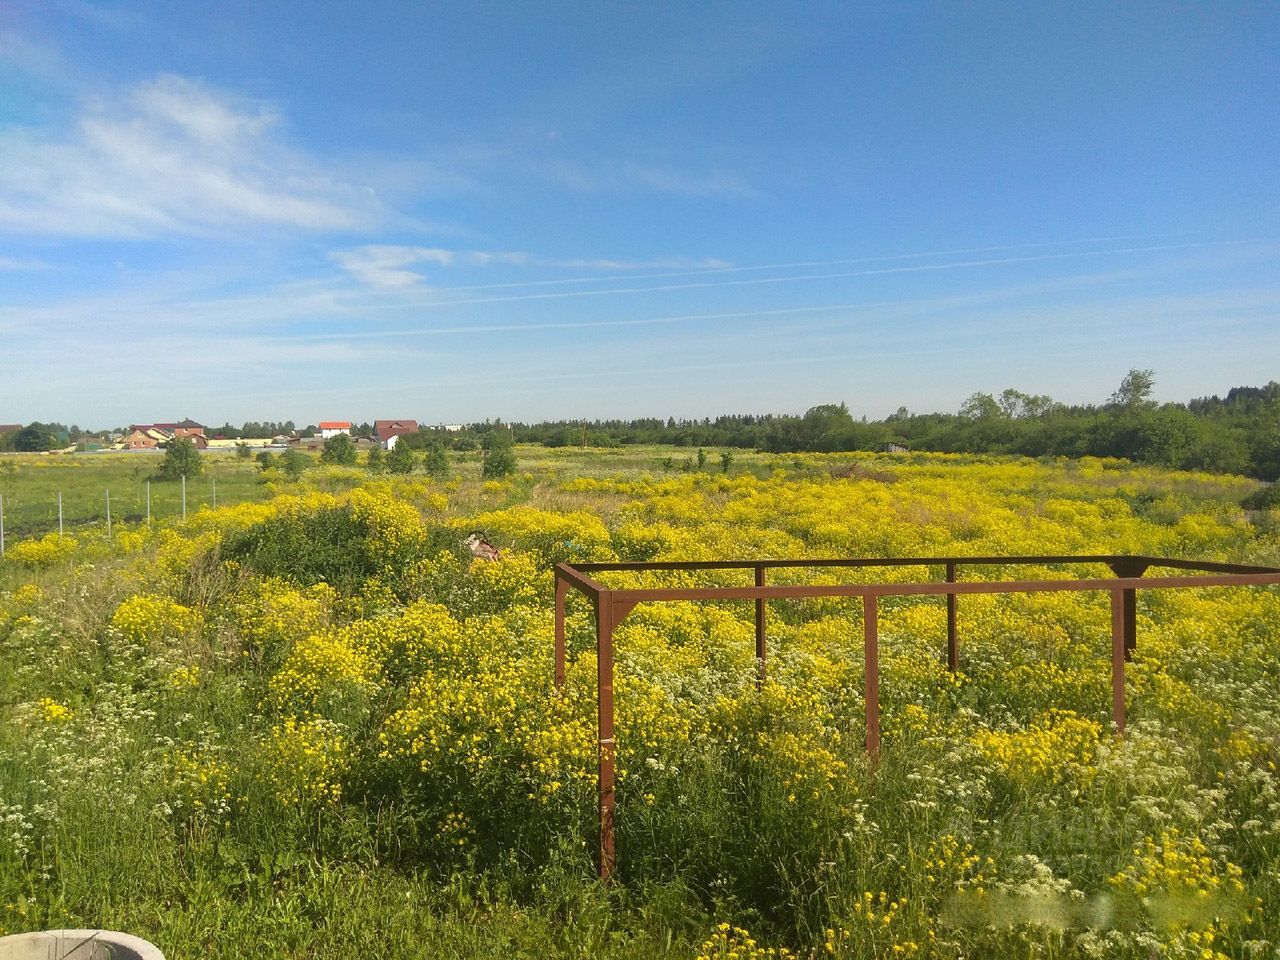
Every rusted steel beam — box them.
[596,590,616,882]
[754,565,767,689]
[1138,556,1280,574]
[556,562,606,598]
[945,561,958,672]
[1107,559,1148,662]
[572,555,1133,573]
[554,574,567,692]
[1111,589,1126,734]
[601,572,1280,604]
[864,595,880,759]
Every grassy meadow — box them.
[1,447,1279,958]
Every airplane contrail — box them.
[375,233,1192,294]
[360,239,1263,310]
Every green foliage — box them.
[256,451,274,472]
[1241,483,1280,511]
[696,447,707,470]
[719,450,734,472]
[386,442,416,475]
[12,424,57,452]
[235,442,253,460]
[366,446,385,473]
[157,437,203,480]
[321,434,358,466]
[281,448,309,480]
[481,433,516,478]
[423,442,449,479]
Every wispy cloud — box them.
[0,74,386,238]
[0,255,51,271]
[330,244,732,288]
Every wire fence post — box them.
[0,493,5,557]
[212,476,217,509]
[58,491,63,537]
[106,489,111,539]
[146,481,151,526]
[181,475,187,520]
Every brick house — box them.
[375,419,418,449]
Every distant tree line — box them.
[500,372,1280,480]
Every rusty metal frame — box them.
[551,555,1280,881]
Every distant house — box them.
[0,424,21,438]
[318,421,352,439]
[441,424,465,432]
[879,442,910,454]
[375,419,418,449]
[120,428,170,450]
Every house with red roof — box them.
[375,419,418,449]
[318,421,352,439]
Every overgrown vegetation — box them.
[1,451,1278,958]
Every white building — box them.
[318,420,352,439]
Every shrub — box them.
[158,437,202,479]
[321,434,358,466]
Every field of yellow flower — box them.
[1,448,1278,959]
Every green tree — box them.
[1110,369,1156,409]
[12,425,55,452]
[281,448,309,480]
[387,442,416,475]
[720,450,734,472]
[235,441,252,459]
[423,442,449,479]
[696,447,708,470]
[366,445,385,473]
[482,433,517,478]
[158,437,203,479]
[256,451,274,472]
[321,433,358,466]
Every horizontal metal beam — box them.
[604,572,1280,604]
[572,555,1131,573]
[555,562,606,599]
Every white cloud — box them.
[329,244,732,288]
[0,255,51,271]
[0,74,384,237]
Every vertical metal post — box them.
[146,481,151,526]
[945,561,958,671]
[1110,589,1126,734]
[181,475,187,520]
[597,590,616,882]
[58,492,63,537]
[1122,587,1137,661]
[754,564,767,688]
[106,489,111,539]
[554,574,567,692]
[864,593,880,759]
[0,493,5,557]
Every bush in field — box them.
[366,445,385,473]
[321,434,358,466]
[281,447,309,480]
[158,437,203,479]
[423,442,449,479]
[221,488,441,597]
[482,433,516,479]
[387,442,416,475]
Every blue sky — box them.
[1,1,1277,428]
